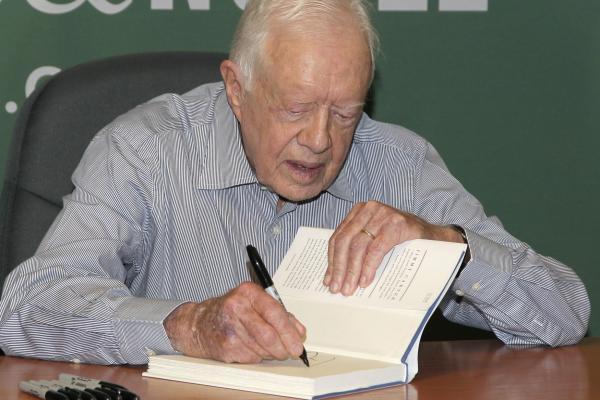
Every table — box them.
[1,338,597,400]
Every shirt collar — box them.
[325,161,354,202]
[195,85,257,190]
[195,83,356,203]
[325,114,370,203]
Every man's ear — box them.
[220,60,245,120]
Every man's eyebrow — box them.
[280,98,365,111]
[331,103,365,112]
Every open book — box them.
[144,227,467,399]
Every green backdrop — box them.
[1,0,598,335]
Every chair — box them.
[0,52,227,292]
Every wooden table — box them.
[1,338,597,399]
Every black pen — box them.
[19,381,71,400]
[58,374,138,400]
[58,374,128,392]
[36,380,100,400]
[246,245,310,367]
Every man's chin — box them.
[276,185,325,204]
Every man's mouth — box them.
[286,161,325,181]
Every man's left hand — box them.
[323,201,464,295]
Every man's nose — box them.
[297,107,331,154]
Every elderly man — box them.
[0,0,590,365]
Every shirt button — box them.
[455,289,464,297]
[272,224,281,236]
[472,282,481,291]
[260,185,269,191]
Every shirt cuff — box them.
[113,297,185,364]
[452,228,513,305]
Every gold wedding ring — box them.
[360,228,376,240]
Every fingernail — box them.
[323,274,331,285]
[359,276,367,286]
[343,283,351,294]
[330,282,339,292]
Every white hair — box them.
[230,0,379,89]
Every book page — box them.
[145,351,401,379]
[284,298,425,362]
[144,352,407,399]
[274,227,466,311]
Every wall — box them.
[0,0,598,335]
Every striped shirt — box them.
[0,82,590,365]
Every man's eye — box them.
[285,110,306,120]
[334,111,355,121]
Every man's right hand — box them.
[163,282,306,363]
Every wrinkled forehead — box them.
[256,37,372,109]
[262,21,371,79]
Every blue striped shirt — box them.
[0,82,590,364]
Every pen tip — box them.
[301,349,310,367]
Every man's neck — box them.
[276,198,286,213]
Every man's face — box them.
[227,24,372,202]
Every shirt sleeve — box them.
[0,126,184,365]
[413,142,590,346]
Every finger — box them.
[216,290,274,363]
[325,203,364,286]
[328,203,371,291]
[274,313,306,359]
[221,318,270,363]
[360,233,395,288]
[340,205,406,292]
[288,313,307,342]
[239,313,288,361]
[238,294,291,360]
[228,313,279,361]
[358,210,417,287]
[251,295,305,359]
[340,230,374,295]
[330,202,378,293]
